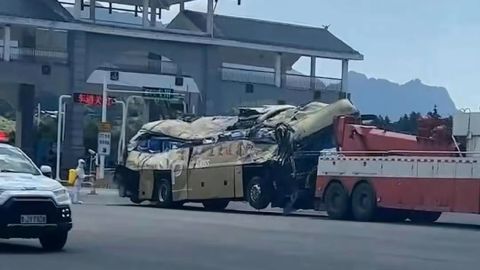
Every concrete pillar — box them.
[310,56,316,91]
[150,3,157,27]
[63,31,86,173]
[3,25,10,62]
[74,0,82,19]
[90,0,96,21]
[341,59,349,93]
[207,0,214,36]
[143,0,150,27]
[16,84,35,159]
[180,2,185,11]
[201,47,222,114]
[274,53,282,87]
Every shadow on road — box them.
[411,221,480,231]
[0,241,45,254]
[108,203,325,218]
[108,203,480,231]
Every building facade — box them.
[0,0,363,171]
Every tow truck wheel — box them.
[202,199,230,211]
[39,230,68,251]
[246,176,273,210]
[156,178,174,208]
[408,211,442,223]
[351,182,377,222]
[324,182,350,220]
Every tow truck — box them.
[0,132,72,251]
[313,111,480,222]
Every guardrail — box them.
[221,67,342,91]
[285,73,341,91]
[102,60,179,75]
[221,67,275,85]
[0,46,68,64]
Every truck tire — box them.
[408,211,442,223]
[351,182,377,222]
[39,230,68,251]
[246,176,273,210]
[156,178,174,208]
[324,182,350,220]
[202,199,230,211]
[130,198,142,204]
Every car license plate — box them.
[20,215,47,224]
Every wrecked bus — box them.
[114,99,358,211]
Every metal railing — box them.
[285,73,342,91]
[100,59,179,75]
[147,59,178,75]
[221,67,342,91]
[0,46,68,64]
[221,67,275,86]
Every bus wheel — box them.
[351,182,377,222]
[202,199,230,211]
[324,182,350,220]
[156,178,174,208]
[246,176,272,210]
[409,211,442,223]
[130,198,142,204]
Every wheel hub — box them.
[159,185,167,202]
[359,193,369,208]
[250,184,262,202]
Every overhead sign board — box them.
[97,132,111,156]
[142,87,175,99]
[73,93,115,107]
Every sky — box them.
[160,0,480,109]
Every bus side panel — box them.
[234,166,244,198]
[172,169,189,202]
[138,170,155,200]
[187,166,235,200]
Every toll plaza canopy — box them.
[0,0,72,21]
[171,10,362,60]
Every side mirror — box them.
[40,165,52,178]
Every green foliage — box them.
[37,116,57,140]
[373,110,449,135]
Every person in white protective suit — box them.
[72,159,86,204]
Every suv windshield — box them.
[0,147,40,175]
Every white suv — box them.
[0,143,72,251]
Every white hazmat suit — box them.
[72,159,86,204]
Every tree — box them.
[384,116,391,126]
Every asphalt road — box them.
[1,190,480,270]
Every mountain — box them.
[348,71,457,119]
